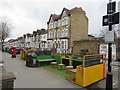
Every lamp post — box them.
[106,0,113,89]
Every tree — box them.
[99,27,109,38]
[0,18,12,51]
[99,25,118,38]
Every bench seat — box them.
[37,59,56,62]
[36,59,56,67]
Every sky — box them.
[0,0,120,41]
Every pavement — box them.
[1,51,120,89]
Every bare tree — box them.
[0,18,13,51]
[99,25,118,38]
[99,27,109,38]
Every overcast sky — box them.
[0,0,119,40]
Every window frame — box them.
[57,30,60,37]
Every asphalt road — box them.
[2,51,120,89]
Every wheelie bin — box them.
[26,53,37,67]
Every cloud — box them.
[1,0,119,40]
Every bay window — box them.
[49,32,53,38]
[62,17,69,26]
[57,30,60,37]
[58,20,60,27]
[54,31,56,38]
[54,21,57,28]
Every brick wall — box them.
[73,38,120,60]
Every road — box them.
[2,51,120,89]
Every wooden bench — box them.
[36,59,56,66]
[37,59,56,62]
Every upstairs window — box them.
[65,29,69,37]
[54,21,57,28]
[62,29,69,37]
[49,23,53,29]
[62,17,69,26]
[58,20,60,27]
[65,17,69,25]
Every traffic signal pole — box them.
[106,0,113,90]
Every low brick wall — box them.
[73,38,120,60]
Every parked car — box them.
[16,47,21,54]
[7,48,12,54]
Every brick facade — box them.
[73,38,120,60]
[47,7,88,53]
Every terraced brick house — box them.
[23,34,26,48]
[47,7,88,53]
[32,31,37,48]
[25,33,33,48]
[39,30,48,50]
[36,30,41,48]
[32,29,47,49]
[18,37,24,48]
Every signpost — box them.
[102,0,119,90]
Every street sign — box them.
[102,12,119,26]
[105,30,114,43]
[112,12,119,24]
[103,15,108,26]
[107,2,116,14]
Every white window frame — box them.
[65,17,69,25]
[57,30,60,37]
[49,32,53,38]
[61,41,64,49]
[47,40,53,49]
[54,21,57,28]
[60,39,68,49]
[62,17,69,26]
[49,23,53,29]
[50,32,52,38]
[65,29,69,37]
